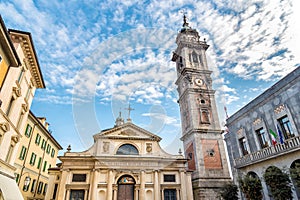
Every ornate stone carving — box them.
[146,143,152,153]
[274,104,285,114]
[103,142,110,153]
[0,122,10,132]
[253,118,261,126]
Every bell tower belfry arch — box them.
[172,15,231,199]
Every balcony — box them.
[234,135,300,168]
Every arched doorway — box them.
[117,175,135,200]
[290,159,300,198]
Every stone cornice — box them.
[94,122,162,142]
[8,29,45,88]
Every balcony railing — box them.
[234,135,300,168]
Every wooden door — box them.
[117,184,134,200]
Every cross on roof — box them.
[125,104,134,122]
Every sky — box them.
[1,0,299,154]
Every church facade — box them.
[46,117,193,200]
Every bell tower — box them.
[172,15,231,199]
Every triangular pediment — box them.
[93,122,161,142]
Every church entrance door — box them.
[117,175,135,200]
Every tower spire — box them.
[115,109,124,126]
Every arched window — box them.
[192,51,198,63]
[116,144,139,155]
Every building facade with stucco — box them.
[224,67,300,199]
[46,117,193,200]
[0,15,45,200]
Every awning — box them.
[0,174,23,200]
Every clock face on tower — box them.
[194,78,203,86]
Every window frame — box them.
[19,146,27,160]
[29,152,37,165]
[25,124,32,138]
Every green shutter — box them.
[25,124,32,137]
[37,157,42,169]
[19,146,27,160]
[43,161,47,172]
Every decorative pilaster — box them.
[180,170,187,200]
[186,171,193,200]
[89,169,99,199]
[106,170,114,200]
[139,170,145,199]
[57,169,69,200]
[154,170,159,200]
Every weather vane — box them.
[180,9,188,27]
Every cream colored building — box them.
[14,111,62,200]
[46,117,193,200]
[0,15,45,200]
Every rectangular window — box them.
[15,173,20,183]
[17,68,24,83]
[5,144,14,162]
[16,113,24,129]
[51,149,55,157]
[164,174,176,182]
[164,189,177,200]
[256,128,268,148]
[43,183,48,195]
[46,144,51,154]
[72,174,87,182]
[70,190,85,200]
[52,184,58,199]
[29,153,36,165]
[278,115,294,139]
[31,179,36,193]
[41,139,46,150]
[25,124,32,137]
[19,146,27,160]
[35,134,41,145]
[43,161,47,172]
[6,97,15,116]
[23,179,30,191]
[239,137,248,155]
[25,87,31,101]
[37,157,42,169]
[37,182,43,194]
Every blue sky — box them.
[1,0,299,154]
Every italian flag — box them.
[269,129,278,145]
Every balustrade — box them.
[234,135,300,168]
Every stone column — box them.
[57,169,69,200]
[180,170,187,200]
[106,170,114,200]
[154,170,160,200]
[45,173,55,200]
[139,171,145,199]
[65,189,70,200]
[89,169,99,199]
[261,179,269,200]
[113,185,117,200]
[186,171,193,200]
[134,185,139,200]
